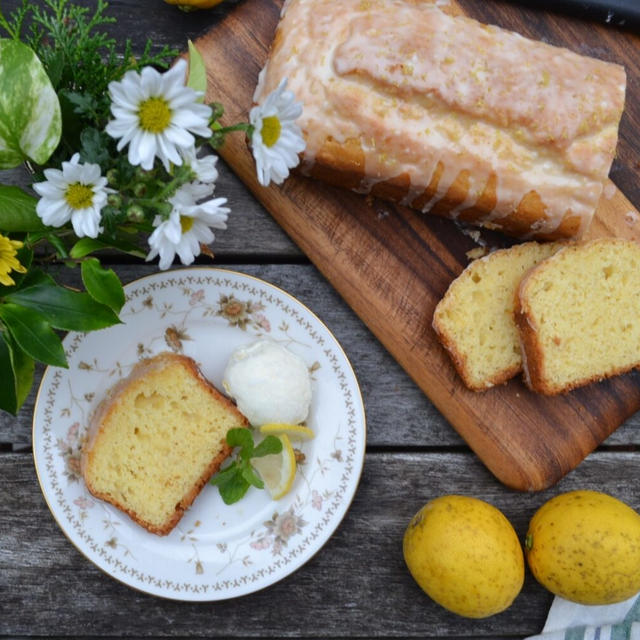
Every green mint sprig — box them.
[211,428,282,505]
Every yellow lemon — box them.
[526,490,640,605]
[251,434,296,500]
[259,423,315,441]
[403,495,524,618]
[164,0,224,10]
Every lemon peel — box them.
[251,434,297,500]
[259,423,315,442]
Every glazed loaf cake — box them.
[516,239,640,394]
[255,0,626,240]
[81,352,249,535]
[433,241,563,390]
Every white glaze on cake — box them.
[255,0,626,238]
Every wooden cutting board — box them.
[197,0,640,491]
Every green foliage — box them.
[187,40,207,98]
[80,258,125,313]
[0,187,45,232]
[5,273,121,331]
[0,39,61,168]
[210,429,283,505]
[0,0,178,130]
[0,330,35,415]
[0,303,67,367]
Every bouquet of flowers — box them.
[0,0,304,415]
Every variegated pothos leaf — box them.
[0,39,61,169]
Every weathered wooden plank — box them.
[0,263,460,449]
[3,450,640,637]
[4,262,640,450]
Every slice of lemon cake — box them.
[81,352,248,535]
[433,241,563,390]
[516,238,640,394]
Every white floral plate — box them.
[32,267,366,600]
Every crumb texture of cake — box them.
[255,0,626,240]
[516,239,640,394]
[433,241,563,391]
[81,352,248,535]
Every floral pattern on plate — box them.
[32,268,366,601]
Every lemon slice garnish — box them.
[259,423,315,441]
[251,434,297,500]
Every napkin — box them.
[526,593,640,640]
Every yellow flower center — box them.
[0,234,26,287]
[138,97,172,133]
[65,183,94,210]
[180,215,194,233]
[260,116,281,148]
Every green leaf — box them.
[0,302,67,367]
[0,39,61,168]
[242,463,264,489]
[209,462,239,486]
[217,472,250,505]
[70,237,108,259]
[62,90,98,118]
[79,126,110,167]
[3,329,35,411]
[0,330,19,415]
[253,435,283,458]
[81,258,125,313]
[187,40,207,99]
[70,236,146,260]
[0,186,45,232]
[226,427,253,454]
[5,281,121,331]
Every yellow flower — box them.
[0,234,26,287]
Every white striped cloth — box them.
[527,593,640,640]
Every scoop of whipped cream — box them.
[222,339,312,426]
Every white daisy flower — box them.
[33,153,110,239]
[180,146,220,184]
[146,182,230,270]
[249,78,305,186]
[105,59,212,172]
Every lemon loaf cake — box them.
[254,0,626,240]
[433,241,563,390]
[516,239,640,394]
[81,352,249,535]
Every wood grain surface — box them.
[196,0,640,491]
[3,1,640,635]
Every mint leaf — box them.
[212,465,250,505]
[226,427,253,453]
[253,435,283,458]
[81,258,125,313]
[0,302,67,367]
[242,464,264,489]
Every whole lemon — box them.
[526,490,640,605]
[403,495,524,618]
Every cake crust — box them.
[81,352,248,535]
[515,239,640,394]
[255,0,626,240]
